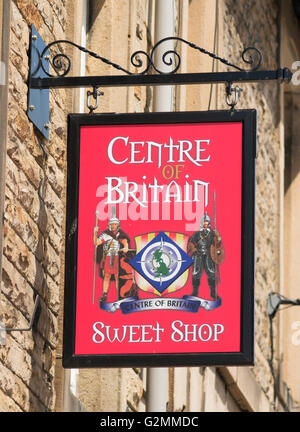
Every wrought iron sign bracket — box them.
[267,292,300,320]
[27,25,293,139]
[266,292,300,404]
[0,295,40,338]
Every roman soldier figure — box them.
[187,213,224,300]
[94,210,130,302]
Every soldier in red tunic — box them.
[94,215,130,302]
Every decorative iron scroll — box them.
[39,37,263,78]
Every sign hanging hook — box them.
[225,82,243,109]
[87,87,104,114]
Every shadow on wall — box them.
[223,0,280,127]
[29,154,56,412]
[88,0,106,34]
[293,0,300,23]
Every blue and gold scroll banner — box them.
[100,295,221,314]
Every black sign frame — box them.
[63,109,256,368]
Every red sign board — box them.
[63,110,256,367]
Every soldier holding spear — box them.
[187,192,224,300]
[93,208,130,302]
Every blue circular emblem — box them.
[141,240,182,283]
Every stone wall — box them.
[0,0,67,411]
[222,0,282,404]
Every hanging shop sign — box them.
[63,110,256,368]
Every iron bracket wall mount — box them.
[27,25,293,139]
[0,295,40,346]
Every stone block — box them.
[0,387,22,412]
[9,30,29,81]
[14,0,42,29]
[6,156,40,224]
[45,153,64,199]
[46,135,66,169]
[43,180,64,228]
[1,255,36,326]
[0,361,45,411]
[8,64,28,113]
[35,296,59,349]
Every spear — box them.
[92,210,99,304]
[214,191,220,297]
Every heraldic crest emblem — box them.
[130,231,193,296]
